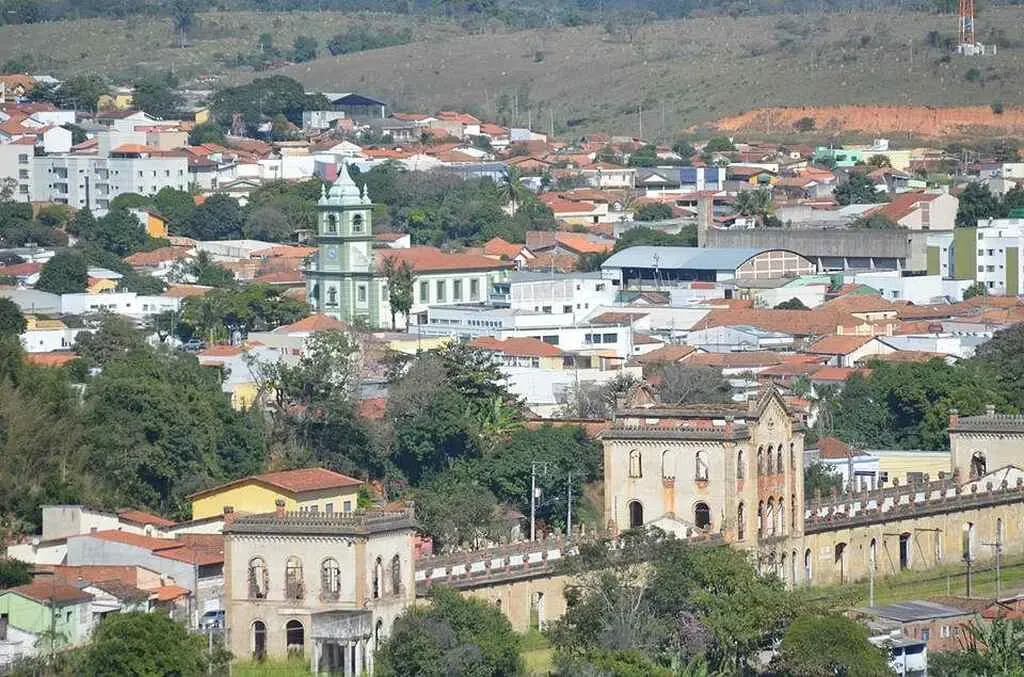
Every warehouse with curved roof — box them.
[600,246,815,286]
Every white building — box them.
[32,151,188,214]
[928,218,1024,295]
[851,270,970,304]
[59,292,180,318]
[502,271,617,323]
[0,141,35,201]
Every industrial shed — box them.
[600,246,815,286]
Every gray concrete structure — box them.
[702,228,923,271]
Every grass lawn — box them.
[233,657,312,677]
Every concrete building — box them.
[927,218,1024,295]
[59,291,180,318]
[0,141,35,201]
[32,150,188,214]
[601,246,815,287]
[223,504,416,674]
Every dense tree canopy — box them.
[834,173,888,206]
[36,252,88,294]
[775,614,891,677]
[0,298,26,337]
[74,612,210,676]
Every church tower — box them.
[306,163,381,326]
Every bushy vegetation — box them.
[327,25,412,55]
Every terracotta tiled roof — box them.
[482,237,525,258]
[895,320,943,334]
[110,144,161,154]
[84,530,182,551]
[124,247,188,267]
[821,291,896,314]
[357,397,387,421]
[687,351,784,368]
[253,270,304,285]
[699,308,863,336]
[865,350,951,364]
[589,311,648,325]
[897,303,967,320]
[257,468,362,492]
[471,336,563,358]
[3,580,92,605]
[49,565,151,590]
[154,585,190,601]
[251,245,316,259]
[25,352,77,367]
[552,233,612,255]
[163,284,213,298]
[522,251,579,272]
[115,508,177,528]
[435,111,481,125]
[274,314,344,333]
[811,366,869,382]
[806,334,875,356]
[817,436,869,459]
[633,333,663,345]
[876,191,942,222]
[632,344,698,365]
[377,246,512,273]
[197,343,248,358]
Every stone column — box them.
[365,637,374,676]
[343,642,353,677]
[310,640,319,676]
[354,639,363,676]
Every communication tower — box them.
[957,0,992,56]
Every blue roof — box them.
[601,246,767,272]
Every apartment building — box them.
[927,218,1024,295]
[32,149,188,214]
[0,141,35,202]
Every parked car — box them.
[181,339,206,352]
[199,609,224,629]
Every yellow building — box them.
[872,449,951,485]
[189,468,362,521]
[86,277,118,294]
[97,88,134,112]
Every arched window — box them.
[694,502,711,530]
[970,451,987,479]
[869,538,877,570]
[372,557,383,599]
[285,556,304,600]
[248,557,268,599]
[776,447,784,475]
[321,558,341,600]
[694,451,709,481]
[352,213,364,232]
[778,498,785,536]
[327,287,337,306]
[285,620,304,654]
[391,554,401,596]
[628,450,642,478]
[327,214,337,233]
[737,502,745,540]
[757,446,765,474]
[757,501,764,537]
[736,449,745,480]
[804,549,813,581]
[964,522,976,561]
[791,494,797,532]
[767,445,775,473]
[997,518,1005,546]
[767,498,776,536]
[661,450,675,481]
[780,553,787,583]
[935,531,944,562]
[252,620,267,659]
[790,442,796,470]
[374,619,383,650]
[627,500,644,528]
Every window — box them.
[627,500,644,528]
[248,558,268,599]
[628,449,642,478]
[736,449,745,480]
[541,335,559,345]
[436,280,446,302]
[17,154,28,164]
[453,280,462,301]
[776,447,783,475]
[661,450,675,480]
[327,288,337,306]
[804,549,813,581]
[970,451,987,479]
[391,555,401,596]
[358,285,367,304]
[757,446,765,474]
[252,621,267,659]
[602,333,617,343]
[327,214,337,233]
[963,522,975,561]
[757,501,764,537]
[470,279,480,301]
[286,620,305,653]
[321,558,341,600]
[325,503,334,514]
[352,214,364,232]
[737,503,745,539]
[790,442,795,470]
[694,502,711,530]
[343,500,352,513]
[563,305,572,313]
[373,557,383,599]
[791,495,797,531]
[419,281,429,303]
[920,628,930,641]
[285,556,304,600]
[940,625,951,639]
[695,451,709,481]
[0,613,7,641]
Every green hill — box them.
[4,8,1024,136]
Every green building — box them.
[812,146,864,168]
[0,579,94,662]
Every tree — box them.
[413,473,502,549]
[152,187,195,230]
[68,207,95,237]
[0,297,25,337]
[656,365,732,405]
[956,181,1002,227]
[179,194,244,240]
[775,614,891,677]
[293,35,318,62]
[188,122,226,146]
[170,0,197,48]
[560,373,638,419]
[733,188,773,225]
[792,116,816,132]
[132,77,182,119]
[81,208,149,256]
[635,203,672,221]
[804,461,844,499]
[0,558,31,588]
[963,281,988,300]
[376,587,523,677]
[852,213,900,229]
[73,313,146,369]
[973,323,1024,410]
[36,252,87,294]
[930,618,1024,677]
[381,256,413,329]
[774,297,808,310]
[74,611,208,676]
[243,205,293,242]
[671,140,695,160]
[867,154,891,168]
[703,137,735,153]
[834,173,887,206]
[497,166,524,215]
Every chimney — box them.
[948,408,959,429]
[986,404,996,416]
[275,498,286,518]
[223,506,235,526]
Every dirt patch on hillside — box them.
[703,106,1024,138]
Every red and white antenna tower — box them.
[958,0,976,48]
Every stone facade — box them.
[223,504,416,676]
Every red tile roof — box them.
[253,270,304,285]
[375,232,408,243]
[124,247,188,267]
[115,508,176,528]
[188,467,362,501]
[251,245,316,259]
[49,565,151,589]
[817,436,869,459]
[3,580,92,605]
[632,344,698,365]
[274,314,344,333]
[84,530,182,551]
[163,284,213,298]
[357,397,387,421]
[699,308,865,336]
[687,351,784,368]
[806,334,875,356]
[154,585,190,602]
[876,191,942,222]
[471,336,563,358]
[377,246,512,273]
[821,291,897,314]
[811,366,869,382]
[482,237,525,259]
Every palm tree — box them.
[733,188,773,226]
[499,166,524,216]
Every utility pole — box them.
[530,462,548,541]
[566,472,573,539]
[638,103,643,140]
[984,539,1003,598]
[869,547,875,608]
[965,555,973,597]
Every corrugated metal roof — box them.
[865,600,969,622]
[601,246,766,271]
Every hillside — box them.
[6,8,1024,136]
